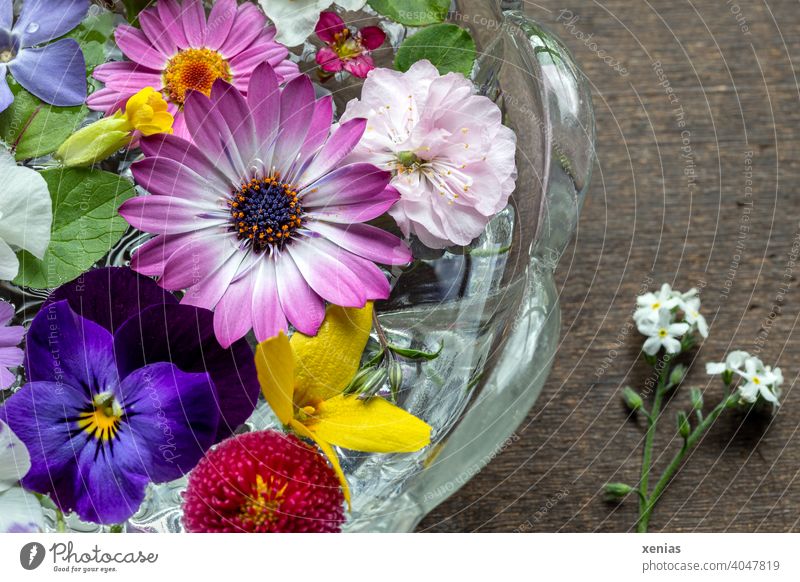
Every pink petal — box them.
[247,63,281,149]
[308,221,412,266]
[213,269,255,348]
[272,74,316,176]
[316,46,344,72]
[85,86,131,114]
[139,134,231,188]
[275,253,325,336]
[119,196,223,235]
[139,9,177,57]
[130,232,199,276]
[298,118,367,186]
[302,161,390,207]
[130,156,229,202]
[308,185,400,224]
[180,244,244,310]
[286,237,366,307]
[204,0,237,50]
[183,87,247,179]
[250,259,288,343]
[219,2,268,57]
[359,26,386,50]
[299,95,333,160]
[114,25,168,69]
[315,12,346,43]
[181,0,207,47]
[157,0,189,49]
[344,54,375,78]
[209,80,256,162]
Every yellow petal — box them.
[289,419,351,508]
[309,394,431,453]
[124,87,174,135]
[291,302,374,404]
[255,332,296,425]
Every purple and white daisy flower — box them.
[0,300,24,389]
[1,267,259,524]
[120,62,412,348]
[0,420,44,533]
[87,0,299,138]
[0,0,88,113]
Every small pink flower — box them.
[314,11,385,79]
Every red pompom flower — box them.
[182,430,345,533]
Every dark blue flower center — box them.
[229,175,304,252]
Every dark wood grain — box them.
[419,0,800,532]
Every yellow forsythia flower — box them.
[55,87,173,167]
[255,303,432,506]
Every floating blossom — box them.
[2,300,218,524]
[56,87,174,167]
[44,267,260,443]
[0,147,52,280]
[0,420,43,533]
[315,11,385,78]
[87,0,298,138]
[256,302,431,503]
[0,0,88,112]
[340,60,517,249]
[258,0,367,47]
[120,63,412,348]
[183,430,345,533]
[0,301,23,389]
[638,307,689,356]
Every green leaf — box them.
[395,24,476,76]
[0,79,88,161]
[368,0,450,26]
[65,9,117,73]
[122,0,153,25]
[13,168,136,289]
[387,340,444,361]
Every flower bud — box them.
[669,364,687,386]
[621,386,643,411]
[676,410,691,439]
[689,387,703,411]
[388,360,403,400]
[603,483,633,499]
[55,87,173,168]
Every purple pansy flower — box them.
[119,62,412,348]
[1,267,259,524]
[0,301,24,389]
[0,0,88,113]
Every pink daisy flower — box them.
[119,63,412,348]
[87,0,298,137]
[340,60,518,249]
[314,11,385,79]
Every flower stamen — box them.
[229,175,304,252]
[163,48,231,106]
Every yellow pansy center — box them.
[77,392,123,442]
[239,474,288,528]
[163,48,232,106]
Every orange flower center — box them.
[163,48,232,106]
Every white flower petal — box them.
[0,155,52,261]
[726,350,750,369]
[759,384,779,404]
[258,0,367,46]
[738,382,759,403]
[0,420,31,491]
[0,486,44,533]
[706,362,726,375]
[643,337,661,355]
[663,337,682,354]
[0,239,19,281]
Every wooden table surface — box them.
[419,0,800,532]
